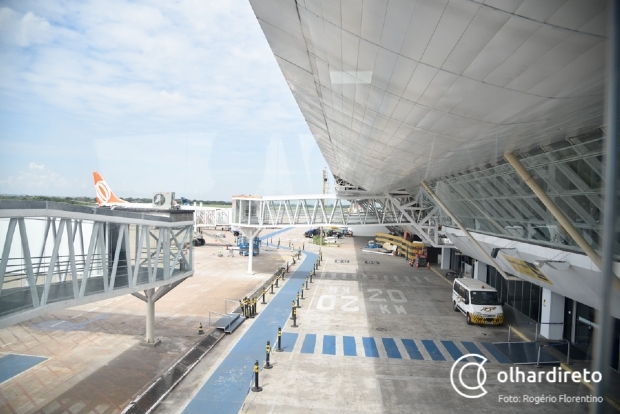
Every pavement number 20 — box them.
[316,289,407,312]
[367,289,407,303]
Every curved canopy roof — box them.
[250,0,607,193]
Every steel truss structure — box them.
[0,201,194,328]
[231,192,450,247]
[430,134,613,256]
[192,207,231,228]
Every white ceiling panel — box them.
[513,0,565,23]
[442,6,508,74]
[547,0,606,30]
[380,0,416,53]
[483,0,524,13]
[511,35,601,93]
[483,25,566,87]
[392,98,415,123]
[360,0,388,45]
[533,42,605,98]
[434,76,479,112]
[251,0,607,194]
[386,55,418,96]
[402,64,438,102]
[341,0,363,36]
[418,70,459,108]
[378,91,399,117]
[421,0,479,68]
[354,82,371,106]
[400,0,448,62]
[321,0,342,27]
[371,48,399,91]
[462,16,541,81]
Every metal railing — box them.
[223,299,240,315]
[535,340,571,367]
[507,321,564,342]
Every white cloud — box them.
[0,0,327,199]
[0,8,53,47]
[1,164,69,191]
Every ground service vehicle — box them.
[304,228,320,238]
[452,278,504,325]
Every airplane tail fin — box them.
[93,172,128,205]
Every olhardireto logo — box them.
[450,354,488,399]
[450,353,605,403]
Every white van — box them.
[452,278,504,325]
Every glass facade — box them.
[432,134,616,258]
[486,266,542,322]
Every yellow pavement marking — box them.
[429,266,453,286]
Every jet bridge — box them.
[231,191,451,248]
[0,201,194,344]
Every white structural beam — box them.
[0,201,195,328]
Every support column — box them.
[240,227,262,275]
[473,261,487,283]
[540,288,564,340]
[145,288,157,345]
[440,248,451,270]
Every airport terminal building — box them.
[248,0,620,373]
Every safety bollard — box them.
[270,280,274,294]
[292,255,296,265]
[265,341,272,369]
[292,308,298,328]
[305,277,309,290]
[296,292,301,308]
[277,327,282,352]
[198,323,204,335]
[302,243,305,250]
[251,360,262,392]
[286,262,289,273]
[290,300,296,318]
[300,285,305,299]
[310,271,313,283]
[253,297,257,317]
[275,276,279,288]
[262,288,266,304]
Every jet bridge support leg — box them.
[132,278,188,346]
[239,227,262,275]
[145,288,156,345]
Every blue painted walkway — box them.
[0,354,48,384]
[182,249,316,414]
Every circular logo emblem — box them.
[95,181,112,203]
[450,353,488,399]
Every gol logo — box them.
[450,353,488,399]
[95,180,112,203]
[481,307,496,312]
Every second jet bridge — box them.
[231,192,450,248]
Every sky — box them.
[0,0,330,201]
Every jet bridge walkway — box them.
[0,201,195,340]
[230,191,453,248]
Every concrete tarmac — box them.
[159,234,617,414]
[0,228,306,414]
[1,227,617,413]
